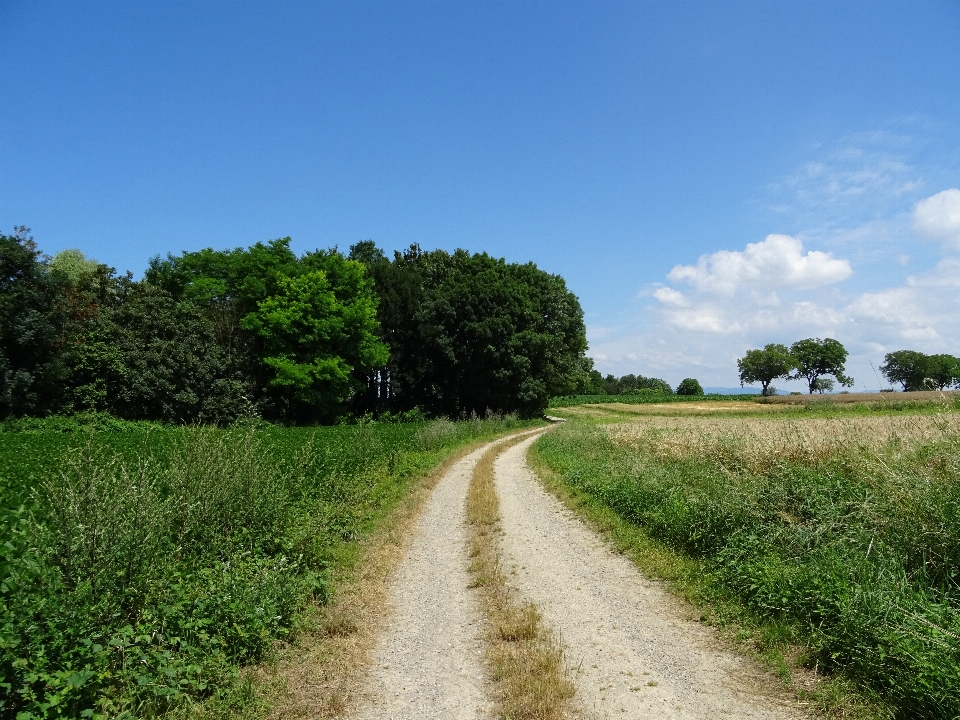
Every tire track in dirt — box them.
[349,429,544,720]
[493,433,808,720]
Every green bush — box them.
[0,414,527,717]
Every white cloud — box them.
[651,286,687,306]
[914,188,960,249]
[666,234,852,295]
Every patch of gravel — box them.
[493,434,809,720]
[350,442,494,720]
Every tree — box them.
[789,338,853,394]
[241,254,388,422]
[812,378,834,394]
[737,343,794,396]
[923,354,960,391]
[676,378,704,396]
[880,350,929,391]
[0,227,69,416]
[350,244,588,418]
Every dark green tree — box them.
[879,350,929,391]
[351,244,588,418]
[0,227,69,416]
[676,377,704,395]
[922,354,960,391]
[737,343,794,396]
[789,338,854,394]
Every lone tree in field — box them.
[789,337,853,394]
[737,343,794,396]
[675,377,704,396]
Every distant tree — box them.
[737,343,794,396]
[570,356,606,395]
[676,378,704,396]
[812,377,835,394]
[636,375,673,394]
[923,354,960,391]
[880,350,929,391]
[789,338,854,394]
[603,373,620,395]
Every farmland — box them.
[0,413,529,718]
[533,398,960,718]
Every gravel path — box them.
[351,430,541,720]
[493,434,807,720]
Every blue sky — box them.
[3,1,960,389]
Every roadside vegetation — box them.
[534,402,960,719]
[0,413,527,718]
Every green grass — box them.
[532,412,960,719]
[0,413,532,719]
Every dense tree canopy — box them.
[1,231,594,423]
[675,378,704,396]
[881,350,960,391]
[737,343,794,396]
[349,243,588,418]
[789,338,854,394]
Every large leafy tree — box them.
[922,354,960,391]
[737,343,795,396]
[789,338,854,394]
[241,253,388,421]
[351,244,588,418]
[879,350,929,391]
[0,228,69,416]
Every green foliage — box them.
[241,255,388,421]
[0,227,68,416]
[737,343,795,396]
[602,373,673,396]
[0,414,528,717]
[675,378,704,396]
[881,350,960,392]
[790,337,854,394]
[350,243,588,418]
[536,419,960,718]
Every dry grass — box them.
[467,433,576,720]
[254,439,497,719]
[604,412,960,473]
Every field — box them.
[533,399,960,719]
[0,413,529,719]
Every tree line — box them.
[0,228,589,423]
[568,369,705,397]
[738,337,960,395]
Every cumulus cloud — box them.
[666,234,852,295]
[651,287,687,306]
[913,188,960,249]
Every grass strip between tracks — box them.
[466,431,575,720]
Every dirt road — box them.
[349,428,807,719]
[494,433,804,719]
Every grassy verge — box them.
[0,414,531,719]
[529,412,960,720]
[466,431,574,720]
